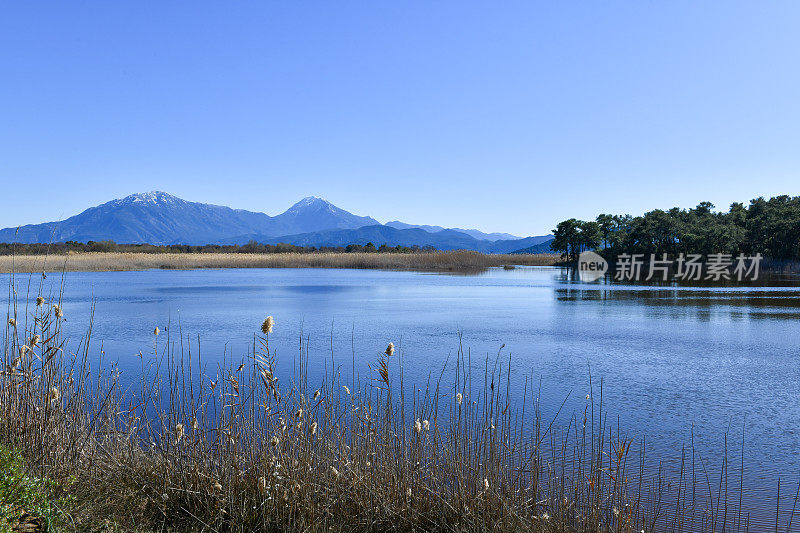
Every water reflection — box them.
[554,266,800,320]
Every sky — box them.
[1,2,799,236]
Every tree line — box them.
[551,195,800,261]
[0,240,435,256]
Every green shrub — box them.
[0,445,69,532]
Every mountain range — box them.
[0,192,554,254]
[384,221,521,241]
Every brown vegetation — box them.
[0,251,558,274]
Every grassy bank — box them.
[0,251,557,274]
[0,275,795,531]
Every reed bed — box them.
[0,271,796,531]
[0,251,557,274]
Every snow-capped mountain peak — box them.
[109,191,184,208]
[286,196,334,213]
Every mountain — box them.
[0,192,275,245]
[232,224,554,254]
[0,192,378,245]
[0,191,554,253]
[384,221,521,241]
[270,196,379,235]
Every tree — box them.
[551,219,582,261]
[595,214,614,250]
[578,221,602,253]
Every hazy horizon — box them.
[2,2,799,235]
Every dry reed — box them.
[0,251,557,274]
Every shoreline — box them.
[0,250,558,274]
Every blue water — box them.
[3,266,800,525]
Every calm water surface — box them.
[3,266,799,524]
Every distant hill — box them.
[231,225,554,254]
[234,225,482,250]
[0,191,554,253]
[384,221,521,241]
[507,241,556,254]
[489,236,555,254]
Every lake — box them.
[3,265,799,526]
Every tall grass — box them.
[0,251,557,274]
[0,268,797,531]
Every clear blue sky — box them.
[1,2,798,236]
